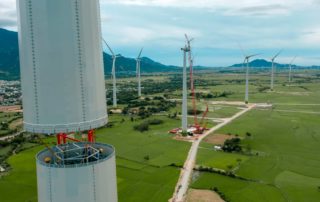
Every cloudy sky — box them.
[1,0,320,66]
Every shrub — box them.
[144,155,150,161]
[187,109,202,115]
[134,122,149,132]
[181,131,188,137]
[222,138,242,152]
[147,119,163,125]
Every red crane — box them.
[190,57,198,126]
[185,34,208,134]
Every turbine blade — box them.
[237,42,246,57]
[248,53,261,58]
[137,48,143,59]
[290,56,297,65]
[102,38,115,56]
[272,49,282,60]
[185,34,189,42]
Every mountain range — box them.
[0,28,20,79]
[0,28,178,79]
[0,28,317,80]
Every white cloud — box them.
[103,0,315,16]
[0,0,17,29]
[298,28,320,46]
[102,24,201,46]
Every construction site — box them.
[169,35,209,138]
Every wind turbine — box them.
[270,50,282,91]
[243,54,259,104]
[103,38,118,107]
[136,48,143,97]
[181,40,190,132]
[239,45,259,104]
[288,56,297,83]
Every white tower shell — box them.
[36,143,118,202]
[16,0,107,134]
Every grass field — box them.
[0,112,22,137]
[0,114,190,202]
[1,71,320,202]
[192,109,320,202]
[197,142,249,170]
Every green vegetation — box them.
[222,137,242,152]
[2,70,320,201]
[0,115,190,202]
[0,112,22,137]
[192,109,320,202]
[192,172,286,202]
[197,143,249,170]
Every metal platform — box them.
[36,142,115,167]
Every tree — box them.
[144,155,150,161]
[181,130,188,137]
[222,138,242,152]
[0,122,9,130]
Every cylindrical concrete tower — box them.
[16,0,117,201]
[36,143,118,202]
[16,0,107,134]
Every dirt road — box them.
[170,104,255,202]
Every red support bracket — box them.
[88,130,95,143]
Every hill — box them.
[0,28,20,80]
[0,28,178,80]
[230,59,298,68]
[103,54,178,75]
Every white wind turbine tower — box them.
[270,50,282,91]
[103,39,118,107]
[136,48,143,97]
[181,40,190,132]
[240,45,259,104]
[288,56,297,83]
[243,53,259,104]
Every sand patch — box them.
[186,189,224,202]
[0,105,22,113]
[275,91,310,96]
[204,134,237,145]
[9,118,23,130]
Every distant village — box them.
[0,80,21,106]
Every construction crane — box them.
[185,34,198,126]
[184,34,209,134]
[199,103,209,128]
